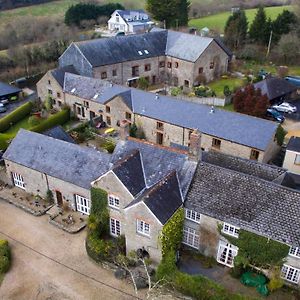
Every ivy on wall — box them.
[221,228,289,268]
[88,187,109,237]
[160,208,184,257]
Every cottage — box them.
[108,10,154,34]
[283,136,300,175]
[58,73,279,163]
[253,77,298,104]
[184,150,300,286]
[58,29,230,87]
[0,81,22,101]
[3,129,111,213]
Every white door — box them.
[217,240,238,267]
[75,194,90,215]
[12,172,25,189]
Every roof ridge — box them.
[127,136,188,155]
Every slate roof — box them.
[115,9,151,24]
[51,65,78,88]
[112,150,146,196]
[72,29,226,67]
[0,81,21,97]
[135,171,183,225]
[286,136,300,152]
[185,161,300,247]
[74,30,167,67]
[43,126,75,144]
[65,73,278,151]
[112,138,197,198]
[253,77,297,101]
[280,172,300,191]
[202,151,285,181]
[3,129,111,189]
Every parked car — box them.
[0,103,7,113]
[266,108,285,123]
[271,102,297,113]
[0,99,9,105]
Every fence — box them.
[178,95,232,107]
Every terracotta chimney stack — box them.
[188,129,201,161]
[119,120,129,140]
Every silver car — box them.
[271,102,297,114]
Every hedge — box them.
[30,108,70,133]
[0,240,11,274]
[0,102,33,133]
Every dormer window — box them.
[144,50,149,54]
[138,51,143,55]
[222,223,239,238]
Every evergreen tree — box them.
[146,0,190,28]
[224,10,248,50]
[249,6,270,45]
[272,10,297,43]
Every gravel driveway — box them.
[0,200,142,300]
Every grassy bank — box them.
[189,5,292,32]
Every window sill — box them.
[136,231,150,238]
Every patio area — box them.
[178,249,298,299]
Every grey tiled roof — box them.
[0,81,21,97]
[253,77,297,101]
[286,136,300,152]
[65,73,278,150]
[43,126,75,144]
[113,150,146,196]
[185,162,300,247]
[141,171,183,224]
[75,30,167,67]
[51,65,78,88]
[112,138,197,198]
[3,129,111,189]
[202,151,285,181]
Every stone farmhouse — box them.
[283,136,300,175]
[107,10,154,34]
[58,29,231,88]
[37,72,279,163]
[4,129,300,286]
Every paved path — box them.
[0,200,143,300]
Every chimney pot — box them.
[188,129,201,161]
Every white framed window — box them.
[295,154,300,165]
[217,240,238,268]
[182,226,200,249]
[222,223,239,238]
[75,194,90,215]
[12,172,25,189]
[289,246,300,258]
[110,218,121,236]
[281,265,300,284]
[108,195,120,209]
[185,209,201,224]
[137,219,150,236]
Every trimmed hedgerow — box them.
[0,240,11,274]
[30,108,70,133]
[0,102,33,132]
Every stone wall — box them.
[283,150,300,174]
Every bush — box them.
[170,87,182,96]
[28,115,41,127]
[0,240,11,274]
[0,102,33,132]
[103,140,115,153]
[30,108,70,133]
[276,125,287,146]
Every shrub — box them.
[30,108,70,133]
[129,123,138,138]
[268,267,284,292]
[276,125,286,146]
[137,77,149,90]
[0,240,11,274]
[28,115,41,127]
[103,140,115,153]
[223,85,232,97]
[170,87,182,96]
[0,101,33,132]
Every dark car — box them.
[266,108,285,123]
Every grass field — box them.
[189,5,292,33]
[208,77,245,97]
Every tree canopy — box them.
[65,3,124,27]
[224,10,248,50]
[146,0,190,28]
[233,85,269,118]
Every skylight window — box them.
[138,51,143,55]
[93,93,99,100]
[71,88,76,93]
[144,50,149,54]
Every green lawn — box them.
[189,5,292,33]
[4,115,32,135]
[208,77,245,97]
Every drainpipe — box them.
[44,173,49,191]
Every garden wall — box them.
[179,96,231,107]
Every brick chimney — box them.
[188,129,201,161]
[119,120,129,140]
